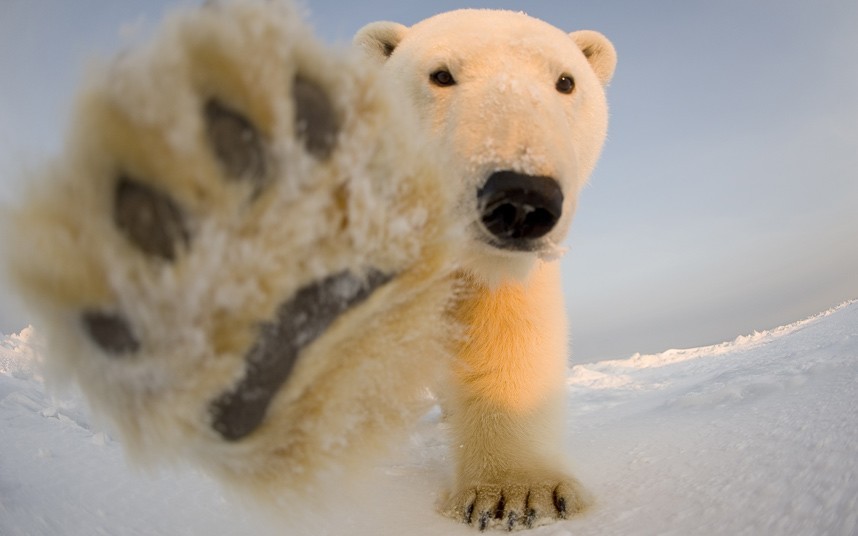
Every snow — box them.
[2,301,856,535]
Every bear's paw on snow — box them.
[356,8,614,530]
[3,0,615,531]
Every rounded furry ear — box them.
[570,30,617,86]
[354,21,409,62]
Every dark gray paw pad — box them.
[114,177,189,261]
[82,310,140,355]
[292,75,340,160]
[209,269,392,441]
[204,99,266,184]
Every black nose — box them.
[477,171,563,247]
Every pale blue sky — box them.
[1,0,856,362]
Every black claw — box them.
[209,269,392,441]
[292,75,339,159]
[114,177,189,261]
[82,310,139,355]
[525,508,536,529]
[204,99,266,185]
[554,490,567,518]
[506,511,518,531]
[478,511,490,532]
[464,502,475,525]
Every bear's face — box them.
[356,9,616,282]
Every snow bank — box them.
[1,301,856,535]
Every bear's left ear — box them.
[569,30,617,86]
[354,21,409,63]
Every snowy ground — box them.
[2,301,856,535]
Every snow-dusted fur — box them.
[3,1,459,502]
[2,1,616,532]
[355,9,615,530]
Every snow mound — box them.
[1,301,856,535]
[0,325,40,381]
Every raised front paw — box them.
[444,478,590,531]
[5,0,457,494]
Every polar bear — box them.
[355,9,616,530]
[2,1,615,532]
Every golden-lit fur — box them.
[451,262,568,414]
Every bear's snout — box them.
[477,171,563,249]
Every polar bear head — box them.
[356,9,616,283]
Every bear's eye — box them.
[430,70,456,87]
[556,75,575,94]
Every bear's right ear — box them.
[354,21,409,63]
[570,30,617,87]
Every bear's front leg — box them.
[444,260,590,531]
